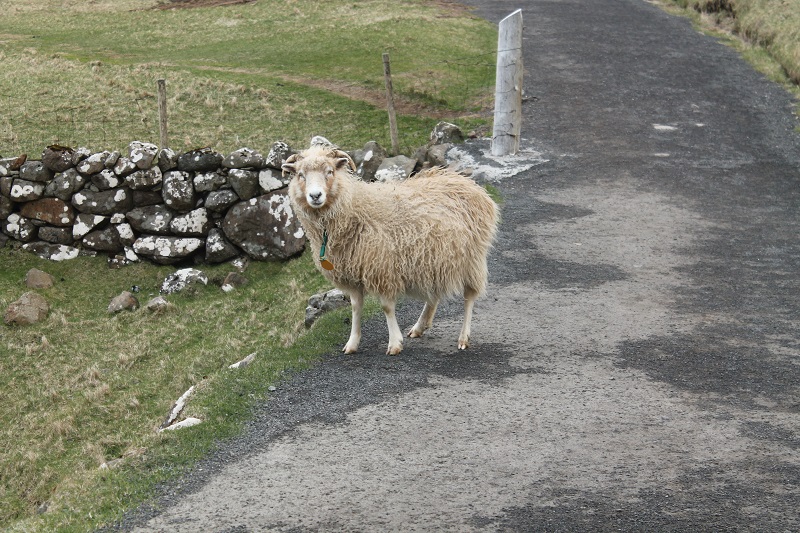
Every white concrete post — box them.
[491,9,523,156]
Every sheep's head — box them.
[283,147,356,212]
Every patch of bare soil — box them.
[428,0,479,18]
[191,65,489,120]
[279,75,488,120]
[154,0,474,14]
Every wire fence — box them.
[0,50,497,156]
[388,50,497,114]
[8,110,154,152]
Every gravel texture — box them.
[116,0,800,530]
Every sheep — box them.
[282,145,498,355]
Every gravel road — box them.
[119,0,800,530]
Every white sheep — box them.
[283,145,498,355]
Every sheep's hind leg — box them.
[343,288,364,354]
[458,287,479,350]
[381,295,404,355]
[408,299,439,338]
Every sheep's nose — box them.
[309,192,322,202]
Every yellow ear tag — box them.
[319,230,334,270]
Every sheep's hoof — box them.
[407,327,423,338]
[387,344,403,356]
[343,344,358,354]
[458,337,469,350]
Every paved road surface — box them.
[121,0,800,530]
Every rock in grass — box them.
[160,268,208,294]
[221,272,248,292]
[4,292,49,325]
[159,417,202,432]
[304,288,350,328]
[429,121,464,145]
[309,288,350,312]
[160,385,195,429]
[108,291,139,313]
[145,295,173,313]
[99,458,124,470]
[228,352,256,370]
[25,268,55,289]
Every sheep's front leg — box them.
[380,295,404,355]
[343,288,364,354]
[408,299,439,338]
[458,287,479,350]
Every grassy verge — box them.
[657,0,800,105]
[0,0,497,530]
[0,247,346,531]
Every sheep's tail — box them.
[463,189,499,298]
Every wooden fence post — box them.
[157,79,168,150]
[382,53,400,156]
[491,9,523,157]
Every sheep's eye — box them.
[298,172,306,181]
[325,169,334,179]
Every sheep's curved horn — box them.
[281,153,301,177]
[332,149,357,174]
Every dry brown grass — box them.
[668,0,800,86]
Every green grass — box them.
[0,1,498,529]
[483,183,504,206]
[0,247,346,531]
[0,0,497,156]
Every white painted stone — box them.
[228,352,256,369]
[161,385,195,429]
[159,417,202,432]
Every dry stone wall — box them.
[0,141,305,265]
[0,122,466,266]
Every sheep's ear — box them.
[281,154,300,177]
[332,150,357,174]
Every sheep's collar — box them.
[320,230,334,270]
